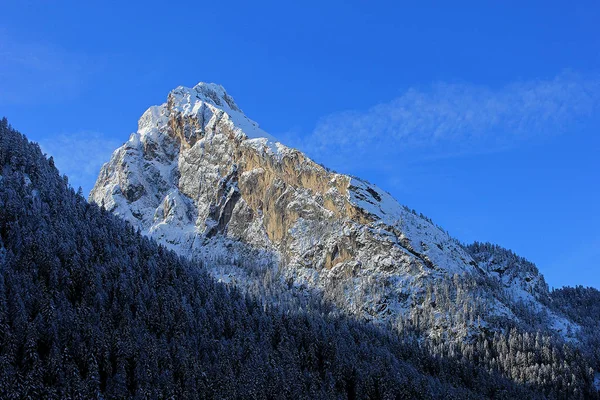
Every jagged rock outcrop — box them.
[90,83,574,337]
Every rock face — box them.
[90,82,572,335]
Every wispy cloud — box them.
[301,72,600,170]
[0,30,99,105]
[39,132,120,196]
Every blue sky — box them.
[2,0,599,289]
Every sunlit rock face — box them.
[90,82,571,337]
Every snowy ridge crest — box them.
[90,82,578,342]
[168,82,278,143]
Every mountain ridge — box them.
[89,82,575,340]
[7,116,535,398]
[1,101,598,396]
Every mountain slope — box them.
[3,118,557,398]
[90,83,574,339]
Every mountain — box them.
[1,118,565,398]
[2,85,598,396]
[90,83,575,339]
[87,84,600,396]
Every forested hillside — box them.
[551,286,600,373]
[0,118,597,398]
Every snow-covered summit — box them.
[167,82,278,142]
[192,82,240,111]
[90,82,577,342]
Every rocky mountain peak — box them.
[192,82,240,111]
[90,82,576,340]
[162,82,277,147]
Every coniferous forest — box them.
[0,118,599,399]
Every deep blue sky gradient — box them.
[2,0,599,289]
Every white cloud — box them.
[38,132,120,196]
[302,72,600,169]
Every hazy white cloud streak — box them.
[304,72,600,167]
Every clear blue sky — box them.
[2,1,599,289]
